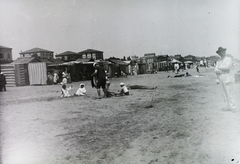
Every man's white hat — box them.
[0,72,3,74]
[120,82,124,86]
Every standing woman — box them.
[214,47,236,112]
[91,62,107,98]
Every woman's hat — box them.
[216,47,226,54]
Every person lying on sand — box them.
[167,72,191,78]
[61,84,73,98]
[126,84,157,90]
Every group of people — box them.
[61,83,86,98]
[47,72,59,85]
[90,62,130,98]
[47,70,70,85]
[60,62,158,99]
[89,46,237,112]
[59,46,236,112]
[165,63,185,73]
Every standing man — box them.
[214,47,236,111]
[91,62,107,98]
[174,63,179,74]
[0,72,7,91]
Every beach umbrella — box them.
[171,59,181,63]
[184,61,193,64]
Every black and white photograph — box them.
[0,0,240,163]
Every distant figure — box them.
[196,65,200,74]
[167,72,191,78]
[75,83,86,96]
[121,71,127,78]
[53,72,59,84]
[174,63,179,74]
[58,70,63,83]
[132,70,137,75]
[165,65,169,72]
[0,72,7,91]
[67,72,71,83]
[61,72,68,85]
[61,84,73,98]
[181,63,185,71]
[214,46,236,111]
[185,72,191,77]
[47,72,54,85]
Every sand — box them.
[1,67,240,164]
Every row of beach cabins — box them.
[0,46,220,87]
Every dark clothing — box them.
[1,85,6,91]
[174,74,185,77]
[96,66,106,80]
[196,66,200,73]
[129,85,156,90]
[96,78,106,89]
[0,74,7,91]
[92,66,106,89]
[91,76,96,88]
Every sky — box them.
[0,0,239,60]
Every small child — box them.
[75,83,86,96]
[61,72,68,85]
[119,82,129,96]
[61,84,73,98]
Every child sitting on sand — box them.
[75,83,86,96]
[61,84,73,98]
[119,82,129,96]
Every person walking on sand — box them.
[91,62,107,98]
[214,47,236,112]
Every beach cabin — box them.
[0,45,13,64]
[55,51,79,62]
[107,59,129,77]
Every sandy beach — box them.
[1,67,240,164]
